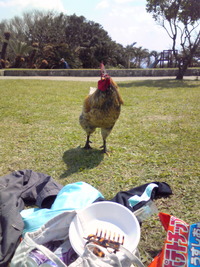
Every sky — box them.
[0,0,172,52]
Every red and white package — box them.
[148,213,200,267]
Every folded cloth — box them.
[21,181,104,234]
[128,183,159,207]
[95,182,172,212]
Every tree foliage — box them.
[9,40,36,68]
[146,0,200,79]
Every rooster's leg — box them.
[100,139,107,153]
[101,127,113,153]
[84,135,92,149]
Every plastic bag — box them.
[148,213,200,267]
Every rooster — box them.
[79,64,123,153]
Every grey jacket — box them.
[0,169,63,266]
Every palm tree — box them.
[9,41,34,68]
[124,42,137,68]
[133,47,149,68]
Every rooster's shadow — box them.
[60,146,104,178]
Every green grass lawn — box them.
[0,78,200,265]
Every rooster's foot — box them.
[100,145,108,154]
[84,140,92,149]
[83,144,92,149]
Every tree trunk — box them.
[13,56,23,68]
[1,32,10,60]
[176,51,196,80]
[127,55,130,68]
[176,54,195,80]
[176,64,187,80]
[27,43,39,68]
[176,34,200,80]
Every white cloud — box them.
[26,0,65,11]
[0,0,14,7]
[96,0,138,9]
[114,0,135,3]
[96,0,110,9]
[0,0,65,12]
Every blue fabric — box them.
[128,183,158,207]
[21,181,104,234]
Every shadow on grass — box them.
[118,79,199,89]
[60,146,104,178]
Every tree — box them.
[132,46,149,68]
[9,40,34,67]
[23,10,67,45]
[65,14,121,68]
[124,42,137,68]
[146,0,200,79]
[0,32,10,68]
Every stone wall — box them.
[1,68,200,77]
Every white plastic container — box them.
[69,201,141,258]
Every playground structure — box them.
[149,50,178,68]
[159,50,178,68]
